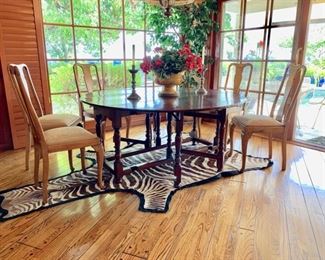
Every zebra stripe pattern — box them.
[0,143,272,221]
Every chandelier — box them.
[144,0,201,16]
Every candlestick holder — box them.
[127,65,141,100]
[196,67,208,95]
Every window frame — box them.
[216,0,299,115]
[41,0,157,114]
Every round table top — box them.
[81,87,246,113]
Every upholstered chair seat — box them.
[232,114,283,129]
[44,126,99,152]
[39,114,81,131]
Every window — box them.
[218,0,298,115]
[42,0,154,114]
[295,0,325,147]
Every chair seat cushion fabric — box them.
[45,126,99,152]
[227,107,243,122]
[39,114,81,131]
[232,114,283,129]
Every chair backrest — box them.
[224,62,253,97]
[8,64,46,145]
[73,63,102,97]
[270,63,306,124]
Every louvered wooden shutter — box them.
[0,0,51,149]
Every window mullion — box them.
[260,0,275,115]
[122,0,127,88]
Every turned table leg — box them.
[145,113,152,148]
[174,112,184,187]
[216,109,226,171]
[166,112,173,159]
[191,116,197,145]
[155,112,161,147]
[112,115,123,183]
[95,114,104,145]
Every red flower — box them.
[185,54,197,70]
[196,56,203,74]
[140,56,152,74]
[179,44,192,56]
[257,40,264,48]
[152,58,164,69]
[196,56,202,66]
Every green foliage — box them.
[125,1,145,30]
[103,62,125,87]
[44,26,74,59]
[42,0,71,24]
[145,0,218,88]
[101,0,123,28]
[73,0,99,26]
[266,62,286,81]
[75,28,100,58]
[146,0,218,55]
[305,39,325,82]
[48,62,75,93]
[279,28,325,84]
[223,13,232,31]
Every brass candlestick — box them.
[196,67,208,95]
[127,65,141,100]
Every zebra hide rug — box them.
[0,143,272,221]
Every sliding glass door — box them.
[218,0,298,115]
[295,0,325,148]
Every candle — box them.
[132,44,135,67]
[202,46,205,66]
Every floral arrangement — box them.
[140,44,203,79]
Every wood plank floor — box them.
[0,123,324,260]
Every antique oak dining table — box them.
[81,87,245,186]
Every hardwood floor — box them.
[0,123,324,260]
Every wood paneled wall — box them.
[0,58,12,151]
[0,0,50,149]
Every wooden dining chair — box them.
[7,65,81,171]
[189,62,253,142]
[222,62,253,141]
[73,63,131,148]
[9,64,104,204]
[228,63,306,172]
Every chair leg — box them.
[25,127,31,171]
[197,118,202,138]
[42,152,49,204]
[228,122,236,157]
[268,133,273,159]
[125,116,131,139]
[68,150,74,172]
[93,144,105,189]
[240,132,251,173]
[34,145,41,187]
[80,148,86,173]
[281,131,287,171]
